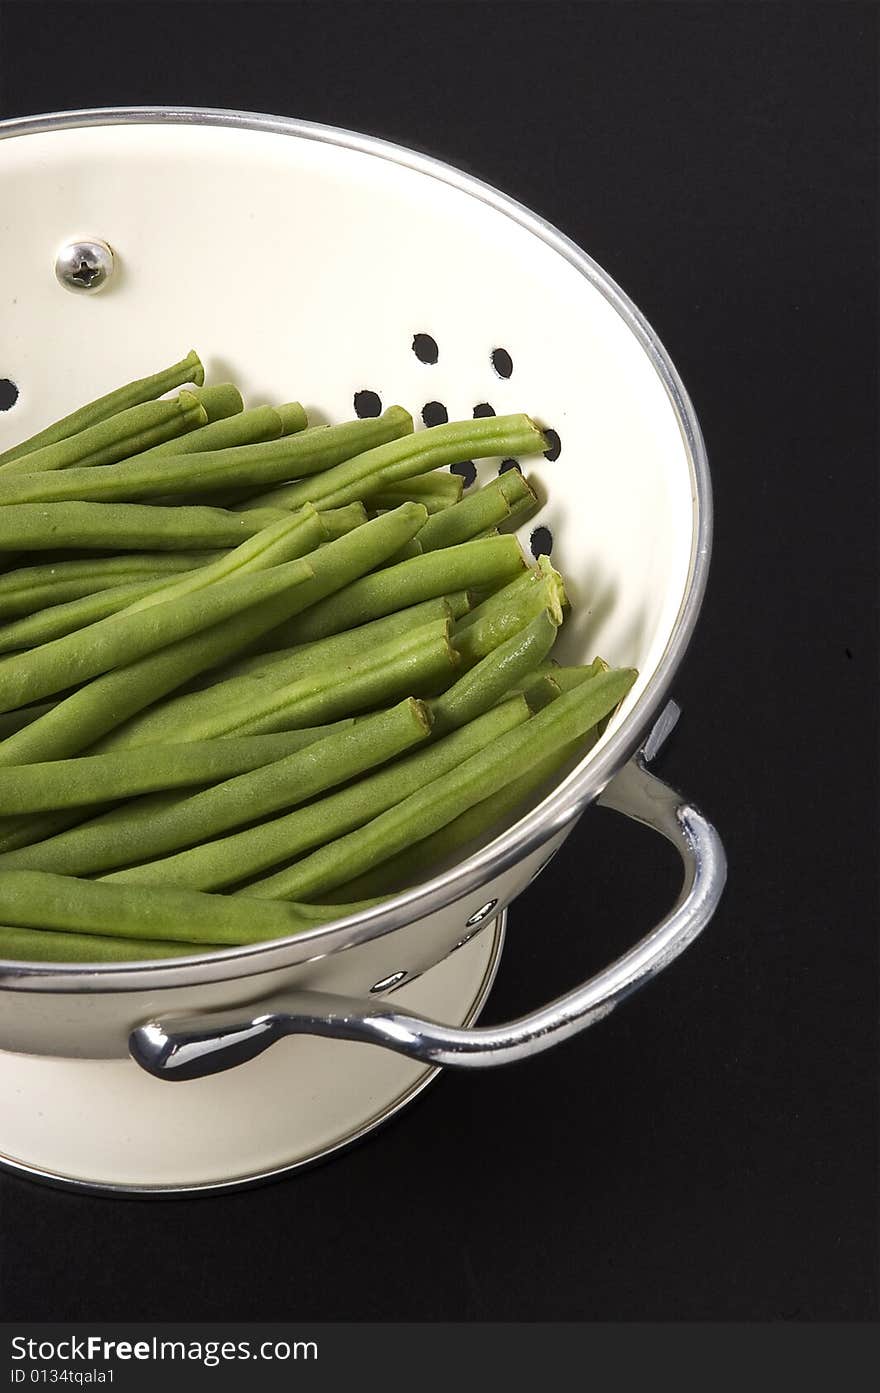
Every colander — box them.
[0,106,726,1193]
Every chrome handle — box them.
[131,705,726,1081]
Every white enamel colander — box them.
[0,107,726,1193]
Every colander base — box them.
[0,915,503,1196]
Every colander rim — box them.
[0,105,712,992]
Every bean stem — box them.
[454,561,566,668]
[457,556,565,632]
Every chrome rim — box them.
[0,106,712,993]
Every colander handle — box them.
[130,703,727,1080]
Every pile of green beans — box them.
[0,352,637,963]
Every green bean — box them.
[177,403,308,506]
[495,476,540,532]
[430,608,559,735]
[416,474,538,552]
[211,615,454,741]
[126,595,468,733]
[166,502,362,542]
[218,593,472,684]
[456,556,564,631]
[454,561,565,668]
[495,466,538,511]
[320,733,600,902]
[0,409,412,508]
[0,502,292,553]
[258,535,525,648]
[91,503,429,752]
[517,660,610,715]
[540,661,608,693]
[0,728,355,816]
[376,471,463,504]
[517,674,561,711]
[0,790,205,862]
[0,350,204,468]
[316,503,368,539]
[0,542,318,714]
[243,668,638,902]
[386,538,423,564]
[114,508,326,620]
[0,869,318,946]
[0,565,325,767]
[0,507,341,623]
[0,702,55,741]
[189,383,243,422]
[135,405,283,461]
[111,698,529,892]
[0,392,207,477]
[0,924,211,963]
[0,554,217,618]
[35,719,356,851]
[100,614,456,749]
[0,808,107,855]
[370,492,450,516]
[241,413,546,513]
[0,581,169,653]
[13,700,430,878]
[276,402,310,435]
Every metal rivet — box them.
[370,970,407,994]
[55,239,115,294]
[465,899,498,928]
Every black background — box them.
[0,1,876,1323]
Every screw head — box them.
[55,239,114,294]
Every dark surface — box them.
[0,2,876,1322]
